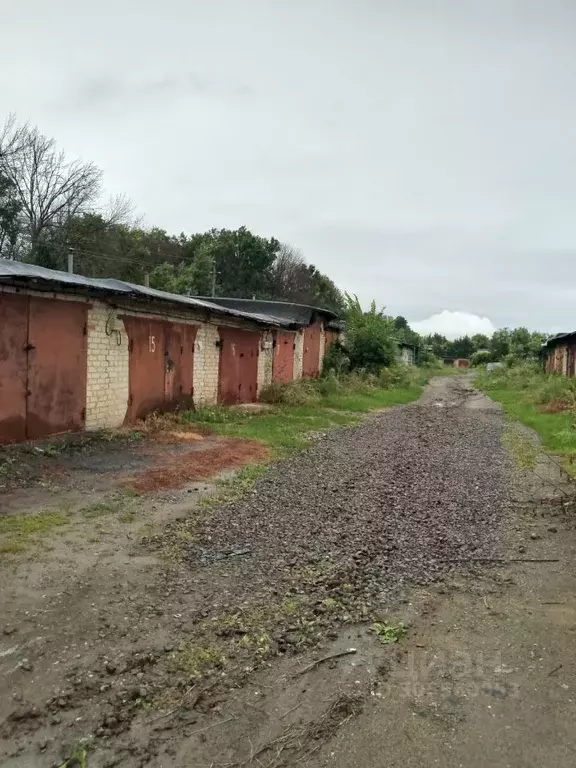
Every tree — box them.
[448,335,474,359]
[195,227,280,298]
[307,265,344,312]
[268,244,343,310]
[509,327,532,358]
[0,119,102,259]
[269,244,310,301]
[394,316,409,330]
[343,294,398,372]
[0,172,22,259]
[424,333,449,359]
[490,329,511,360]
[470,333,491,351]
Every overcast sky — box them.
[3,0,576,337]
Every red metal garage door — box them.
[0,294,28,443]
[124,317,167,422]
[164,323,197,408]
[273,331,295,383]
[302,322,322,378]
[124,318,198,422]
[218,327,259,404]
[26,297,87,440]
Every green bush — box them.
[471,350,492,367]
[477,362,576,408]
[259,379,321,406]
[347,325,397,372]
[343,295,398,373]
[377,364,420,390]
[322,341,350,375]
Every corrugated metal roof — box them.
[194,296,342,327]
[543,331,576,348]
[0,259,293,328]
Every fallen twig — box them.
[548,664,563,677]
[294,649,357,677]
[150,685,199,724]
[280,702,302,719]
[187,715,237,737]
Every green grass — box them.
[0,509,69,555]
[320,387,423,411]
[80,499,124,519]
[488,390,576,456]
[181,370,434,455]
[183,404,361,452]
[476,365,576,473]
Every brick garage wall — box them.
[87,306,221,422]
[85,304,129,429]
[318,325,326,372]
[293,330,304,379]
[257,331,274,394]
[193,324,220,406]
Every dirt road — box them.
[1,376,575,767]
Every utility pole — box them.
[67,248,74,274]
[211,261,217,297]
[144,273,150,288]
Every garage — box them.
[218,327,259,404]
[0,294,88,443]
[272,330,295,383]
[123,317,197,422]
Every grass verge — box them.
[178,366,446,455]
[0,510,69,554]
[476,364,576,474]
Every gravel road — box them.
[0,374,519,768]
[196,374,510,608]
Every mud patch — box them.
[122,438,270,493]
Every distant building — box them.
[398,342,417,365]
[543,332,576,376]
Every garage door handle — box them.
[23,343,36,352]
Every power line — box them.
[65,247,183,267]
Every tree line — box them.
[421,327,546,365]
[0,116,547,364]
[0,116,342,311]
[325,301,546,374]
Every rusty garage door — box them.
[0,295,88,444]
[123,317,197,422]
[218,327,259,404]
[0,294,28,443]
[273,331,295,383]
[302,322,322,378]
[164,323,197,408]
[27,298,88,439]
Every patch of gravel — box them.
[193,379,512,612]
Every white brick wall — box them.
[85,304,129,429]
[293,330,304,379]
[2,283,333,429]
[318,324,326,373]
[257,331,274,394]
[193,324,220,406]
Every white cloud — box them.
[410,310,496,340]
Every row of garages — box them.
[0,260,342,444]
